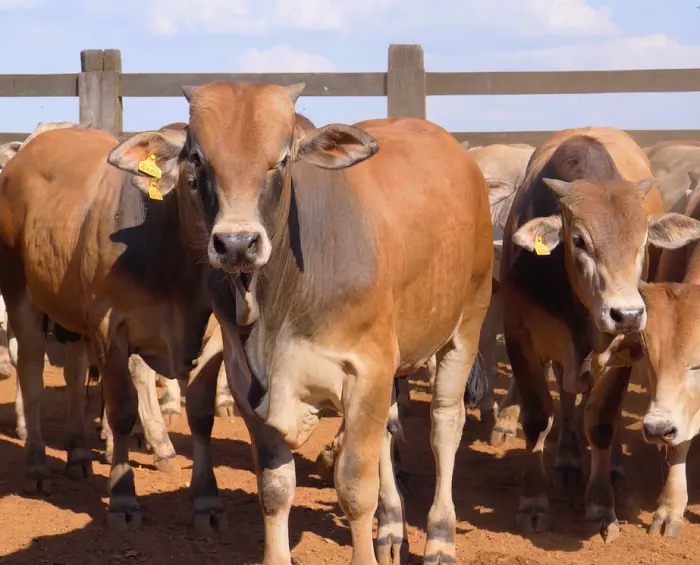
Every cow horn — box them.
[636,177,655,195]
[182,85,198,102]
[543,178,573,198]
[284,83,306,104]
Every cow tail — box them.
[464,352,488,408]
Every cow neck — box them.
[269,152,294,256]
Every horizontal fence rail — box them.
[1,44,700,148]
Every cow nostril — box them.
[245,233,260,258]
[212,234,227,256]
[610,308,623,323]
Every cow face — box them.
[108,82,378,277]
[636,284,700,447]
[513,178,700,334]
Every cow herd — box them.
[0,81,699,565]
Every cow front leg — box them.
[185,342,228,534]
[478,291,502,426]
[214,365,236,417]
[64,340,93,479]
[336,374,391,565]
[97,333,142,530]
[159,374,182,427]
[491,380,520,447]
[552,363,582,489]
[129,355,178,473]
[506,331,553,534]
[376,387,407,565]
[6,295,49,494]
[583,366,631,543]
[7,321,27,442]
[220,322,294,564]
[649,441,690,537]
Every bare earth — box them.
[1,340,699,565]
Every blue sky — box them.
[1,0,700,136]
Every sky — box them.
[1,0,700,136]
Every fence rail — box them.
[1,44,700,148]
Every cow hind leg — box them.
[583,366,631,543]
[7,321,27,442]
[552,363,583,489]
[214,366,236,417]
[376,386,408,565]
[186,347,228,534]
[64,340,93,479]
[490,380,520,447]
[130,356,178,473]
[159,374,182,427]
[423,319,481,564]
[507,333,553,534]
[6,295,49,494]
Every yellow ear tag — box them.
[148,180,163,201]
[534,236,551,256]
[138,154,162,179]
[610,348,633,367]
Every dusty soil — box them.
[1,341,700,565]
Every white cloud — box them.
[0,0,38,8]
[235,44,334,72]
[490,34,700,70]
[142,0,395,35]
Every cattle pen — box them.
[1,44,700,146]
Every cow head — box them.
[513,178,700,334]
[0,142,21,169]
[107,82,378,278]
[613,283,700,447]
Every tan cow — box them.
[0,125,212,529]
[498,126,700,541]
[465,142,535,430]
[645,140,700,213]
[106,82,493,565]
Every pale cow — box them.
[498,126,700,542]
[645,140,700,213]
[105,82,494,565]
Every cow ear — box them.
[486,178,516,208]
[648,213,700,249]
[107,129,186,198]
[295,124,378,170]
[513,216,562,255]
[0,141,21,169]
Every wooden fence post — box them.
[387,44,426,119]
[79,49,122,135]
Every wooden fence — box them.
[2,44,700,147]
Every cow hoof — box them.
[375,533,406,565]
[193,511,228,535]
[215,402,235,418]
[516,507,550,534]
[649,515,684,537]
[155,455,180,474]
[490,426,516,447]
[584,518,620,543]
[99,428,108,441]
[107,510,143,531]
[16,426,28,442]
[553,465,583,490]
[162,411,180,428]
[103,450,113,465]
[65,458,93,480]
[22,471,51,496]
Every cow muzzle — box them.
[597,297,647,334]
[642,409,679,445]
[208,227,271,273]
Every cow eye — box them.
[689,363,700,371]
[572,234,587,250]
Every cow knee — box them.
[259,468,293,516]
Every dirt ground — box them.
[1,341,700,565]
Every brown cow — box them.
[645,140,700,213]
[499,126,700,541]
[0,125,212,529]
[106,82,493,565]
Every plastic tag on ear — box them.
[138,154,162,179]
[534,236,550,256]
[148,180,163,201]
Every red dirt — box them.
[1,344,700,565]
